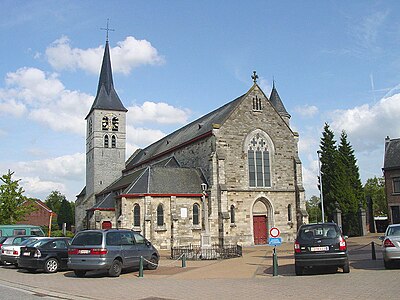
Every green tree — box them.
[58,199,74,230]
[337,131,363,236]
[0,170,34,224]
[306,196,322,223]
[364,177,387,216]
[45,191,65,214]
[319,123,339,221]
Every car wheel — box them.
[146,255,159,270]
[108,260,122,277]
[295,264,303,276]
[342,262,350,273]
[44,258,59,273]
[384,260,392,269]
[74,270,86,277]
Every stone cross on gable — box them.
[252,71,258,83]
[101,18,115,41]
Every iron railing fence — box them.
[171,244,242,260]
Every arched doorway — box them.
[252,198,273,245]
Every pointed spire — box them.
[86,40,127,118]
[269,81,291,120]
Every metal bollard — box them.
[371,241,376,260]
[139,256,144,277]
[181,253,186,268]
[272,247,278,276]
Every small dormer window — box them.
[252,95,262,111]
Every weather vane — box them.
[252,71,258,83]
[100,18,115,41]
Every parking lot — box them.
[0,233,398,300]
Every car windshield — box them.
[72,232,102,246]
[387,226,400,236]
[299,224,339,240]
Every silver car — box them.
[381,224,400,269]
[67,229,159,277]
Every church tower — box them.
[82,39,127,227]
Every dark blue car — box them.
[18,237,71,273]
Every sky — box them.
[1,0,400,202]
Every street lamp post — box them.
[317,150,325,222]
[200,183,211,250]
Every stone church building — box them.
[75,39,308,249]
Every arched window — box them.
[102,116,109,130]
[247,131,272,187]
[133,204,140,227]
[112,117,119,131]
[157,204,164,226]
[288,204,292,222]
[88,118,93,134]
[193,204,200,225]
[111,135,116,148]
[104,135,109,148]
[230,205,235,224]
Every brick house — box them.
[76,40,307,249]
[17,199,56,227]
[383,136,400,224]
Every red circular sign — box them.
[270,227,280,238]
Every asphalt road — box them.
[0,235,398,300]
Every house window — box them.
[247,133,271,187]
[111,135,116,148]
[193,204,200,225]
[133,205,140,227]
[157,204,164,226]
[393,177,400,194]
[288,204,292,222]
[230,205,235,224]
[104,135,109,148]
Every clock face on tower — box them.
[102,114,119,131]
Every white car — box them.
[0,236,47,266]
[381,224,400,269]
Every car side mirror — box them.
[378,236,385,241]
[145,240,151,247]
[344,235,348,240]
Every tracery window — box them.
[193,204,200,225]
[133,204,140,227]
[104,135,109,148]
[247,132,271,187]
[157,204,164,226]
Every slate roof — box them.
[89,192,116,211]
[384,138,400,170]
[86,41,127,119]
[269,82,291,119]
[124,93,246,171]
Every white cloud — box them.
[0,67,92,135]
[330,93,400,151]
[127,101,191,125]
[0,153,85,201]
[294,105,319,117]
[46,36,164,74]
[126,125,166,148]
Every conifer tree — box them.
[338,131,363,235]
[319,123,339,221]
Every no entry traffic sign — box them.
[270,227,280,238]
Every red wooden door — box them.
[253,216,267,245]
[102,221,112,229]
